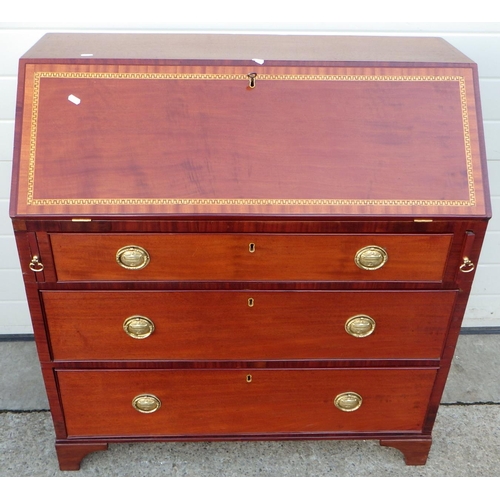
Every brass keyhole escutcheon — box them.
[246,374,253,383]
[248,298,255,307]
[116,245,150,270]
[354,246,388,271]
[249,242,256,253]
[123,316,155,339]
[132,394,161,413]
[247,72,257,89]
[334,392,363,412]
[345,315,376,338]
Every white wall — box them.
[0,22,498,335]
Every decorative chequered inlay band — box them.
[26,71,475,207]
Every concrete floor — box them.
[1,335,499,476]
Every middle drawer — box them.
[42,290,456,361]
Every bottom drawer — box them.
[57,368,437,437]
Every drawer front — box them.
[49,233,451,282]
[57,368,437,437]
[43,291,455,361]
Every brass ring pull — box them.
[116,245,150,270]
[334,392,363,412]
[460,257,475,273]
[354,246,388,271]
[345,315,376,338]
[132,394,161,413]
[29,255,44,272]
[123,316,155,339]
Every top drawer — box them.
[49,233,451,282]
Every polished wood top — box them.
[21,33,474,65]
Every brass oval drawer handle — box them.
[116,245,150,270]
[29,255,44,272]
[334,392,363,412]
[132,394,161,413]
[345,315,376,338]
[123,315,155,339]
[354,245,388,271]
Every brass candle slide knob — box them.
[460,257,475,273]
[29,255,44,272]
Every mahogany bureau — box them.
[10,34,491,470]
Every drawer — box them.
[57,368,437,437]
[43,291,456,361]
[49,233,452,282]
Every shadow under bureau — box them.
[10,33,491,470]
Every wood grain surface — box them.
[11,62,487,217]
[57,368,437,437]
[20,34,474,64]
[49,233,452,282]
[43,290,456,361]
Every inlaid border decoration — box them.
[27,71,475,207]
